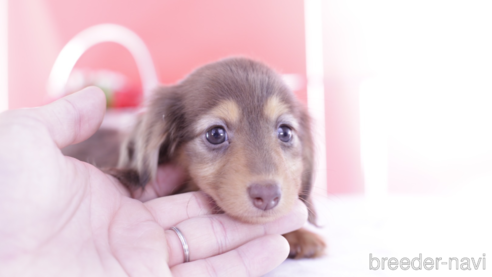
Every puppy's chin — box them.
[216,199,294,224]
[230,212,287,224]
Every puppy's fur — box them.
[104,58,325,258]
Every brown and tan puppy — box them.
[79,57,325,259]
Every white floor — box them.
[266,192,492,277]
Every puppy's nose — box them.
[248,182,281,211]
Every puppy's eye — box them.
[277,125,292,142]
[206,127,227,144]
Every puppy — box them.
[104,57,325,259]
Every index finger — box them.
[164,200,307,266]
[171,235,289,277]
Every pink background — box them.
[8,0,308,108]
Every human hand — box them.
[0,87,307,276]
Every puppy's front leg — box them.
[283,228,326,259]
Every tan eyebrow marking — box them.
[193,100,241,134]
[264,95,290,121]
[210,100,240,123]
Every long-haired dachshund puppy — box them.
[67,57,325,259]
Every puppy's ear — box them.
[298,106,318,225]
[111,86,185,190]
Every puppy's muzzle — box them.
[247,181,281,211]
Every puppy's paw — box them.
[283,228,326,259]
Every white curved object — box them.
[47,24,159,99]
[304,0,328,197]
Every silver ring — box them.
[170,226,190,263]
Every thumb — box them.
[38,86,106,149]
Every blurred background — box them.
[2,0,492,197]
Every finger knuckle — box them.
[209,216,228,254]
